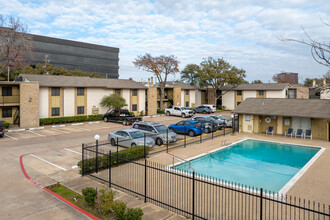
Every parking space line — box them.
[91,125,111,129]
[4,134,18,140]
[30,154,67,171]
[71,126,91,131]
[26,130,46,137]
[64,148,82,155]
[52,128,70,134]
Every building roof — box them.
[221,83,289,91]
[232,98,330,119]
[152,81,198,90]
[20,74,147,89]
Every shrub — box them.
[157,109,165,114]
[77,146,149,174]
[112,200,127,220]
[1,121,10,129]
[125,207,144,220]
[97,188,115,215]
[82,187,97,207]
[129,111,135,116]
[139,110,144,116]
[40,114,103,125]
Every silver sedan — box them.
[108,129,155,148]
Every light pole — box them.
[94,134,100,173]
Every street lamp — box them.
[94,134,100,173]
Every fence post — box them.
[116,138,119,165]
[184,126,186,148]
[260,188,263,220]
[224,124,226,136]
[144,133,146,158]
[96,140,99,174]
[81,143,84,176]
[212,122,214,140]
[232,115,235,134]
[144,159,147,203]
[192,171,195,220]
[200,123,202,143]
[109,151,111,188]
[166,129,169,153]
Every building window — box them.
[77,106,84,115]
[258,90,264,96]
[2,108,12,118]
[115,89,121,95]
[132,89,137,96]
[77,88,84,96]
[51,107,60,116]
[51,88,60,96]
[237,102,241,106]
[237,90,242,96]
[185,90,189,95]
[245,114,250,121]
[185,101,189,107]
[2,87,12,96]
[132,104,137,111]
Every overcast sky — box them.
[1,0,329,82]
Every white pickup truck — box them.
[165,106,195,118]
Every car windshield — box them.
[129,131,144,139]
[154,125,168,133]
[210,116,218,119]
[219,116,227,120]
[181,107,186,110]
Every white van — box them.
[202,104,216,113]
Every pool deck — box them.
[147,132,330,205]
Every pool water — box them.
[174,139,320,192]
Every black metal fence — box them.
[83,151,329,220]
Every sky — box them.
[1,0,329,82]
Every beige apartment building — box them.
[20,74,147,120]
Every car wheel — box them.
[123,120,128,126]
[103,117,108,122]
[131,143,137,147]
[111,138,116,146]
[166,111,170,116]
[188,130,195,137]
[181,113,186,118]
[202,110,206,114]
[156,138,163,146]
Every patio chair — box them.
[285,128,294,138]
[305,129,312,139]
[295,129,304,138]
[266,126,273,135]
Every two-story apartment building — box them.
[20,74,147,119]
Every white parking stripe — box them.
[91,125,110,129]
[64,148,82,155]
[30,154,67,171]
[71,126,91,131]
[52,128,70,134]
[26,130,45,137]
[4,134,18,140]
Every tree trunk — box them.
[213,90,217,107]
[160,86,165,110]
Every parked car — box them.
[210,115,232,127]
[131,121,177,146]
[108,129,155,148]
[190,116,219,133]
[0,121,4,138]
[202,104,216,113]
[192,106,212,114]
[103,109,142,125]
[165,106,195,118]
[168,120,204,137]
[192,116,225,130]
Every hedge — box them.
[1,121,10,129]
[77,145,149,174]
[40,114,104,125]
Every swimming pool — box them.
[173,139,323,193]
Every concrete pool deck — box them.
[147,132,330,205]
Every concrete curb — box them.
[52,125,66,128]
[88,121,100,124]
[8,129,26,132]
[29,127,45,130]
[71,123,84,126]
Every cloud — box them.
[1,0,329,82]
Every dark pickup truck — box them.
[103,109,142,126]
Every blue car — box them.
[168,120,204,137]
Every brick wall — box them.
[147,87,157,115]
[173,87,181,106]
[296,88,309,99]
[19,83,40,128]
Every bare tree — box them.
[133,53,179,110]
[0,15,33,81]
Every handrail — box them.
[167,152,195,172]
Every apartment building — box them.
[20,74,147,119]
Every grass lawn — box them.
[216,109,224,112]
[47,183,113,220]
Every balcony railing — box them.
[0,95,20,106]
